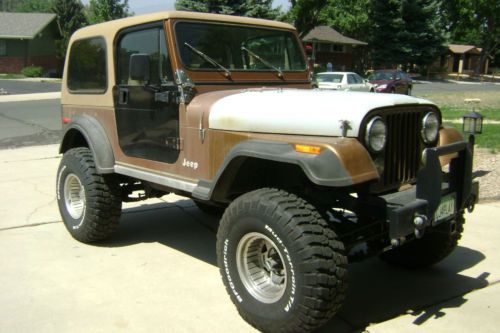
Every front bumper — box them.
[382,141,479,241]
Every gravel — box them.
[473,148,500,202]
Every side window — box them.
[354,74,363,84]
[67,37,107,92]
[117,27,172,87]
[347,74,355,84]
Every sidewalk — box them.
[0,91,60,103]
[1,145,499,332]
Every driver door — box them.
[114,23,180,164]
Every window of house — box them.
[318,43,331,52]
[0,40,6,56]
[332,44,344,53]
[67,37,107,92]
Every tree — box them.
[0,0,17,11]
[87,0,131,24]
[15,0,54,12]
[400,0,446,71]
[285,0,328,36]
[175,0,281,20]
[440,0,499,73]
[370,0,405,68]
[322,0,371,40]
[0,0,52,12]
[52,0,87,59]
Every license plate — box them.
[434,193,456,222]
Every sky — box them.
[82,0,291,15]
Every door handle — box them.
[118,88,129,104]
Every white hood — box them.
[208,89,435,137]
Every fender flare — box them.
[59,115,115,173]
[193,140,377,200]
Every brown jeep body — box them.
[57,11,479,333]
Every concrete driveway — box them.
[1,145,499,333]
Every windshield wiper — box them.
[241,46,284,78]
[184,42,231,78]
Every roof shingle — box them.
[302,26,367,46]
[448,44,481,54]
[0,12,56,39]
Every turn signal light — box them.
[62,117,71,124]
[294,144,321,155]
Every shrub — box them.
[21,66,43,77]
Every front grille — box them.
[383,111,422,186]
[362,106,437,192]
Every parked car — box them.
[369,69,413,95]
[315,72,373,92]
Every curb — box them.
[0,92,61,103]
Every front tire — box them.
[216,188,347,333]
[57,147,122,243]
[380,215,464,269]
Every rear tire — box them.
[57,147,122,243]
[380,215,464,269]
[217,188,347,333]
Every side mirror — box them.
[129,53,150,82]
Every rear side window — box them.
[67,37,107,93]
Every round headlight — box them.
[365,117,386,152]
[422,112,439,143]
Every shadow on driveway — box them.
[99,200,489,333]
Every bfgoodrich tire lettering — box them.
[216,188,347,333]
[57,147,122,243]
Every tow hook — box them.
[413,214,429,239]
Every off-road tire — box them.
[216,188,347,333]
[57,147,122,243]
[379,215,464,269]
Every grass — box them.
[0,73,25,79]
[415,89,500,151]
[416,91,500,109]
[443,122,500,151]
[441,106,500,121]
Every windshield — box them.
[175,22,306,72]
[317,74,343,83]
[370,71,396,81]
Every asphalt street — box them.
[0,99,61,149]
[413,81,500,94]
[0,79,61,94]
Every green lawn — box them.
[443,122,500,152]
[441,106,500,121]
[0,73,25,79]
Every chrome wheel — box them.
[64,173,86,220]
[236,232,287,303]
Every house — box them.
[440,44,491,75]
[0,12,60,74]
[302,26,367,71]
